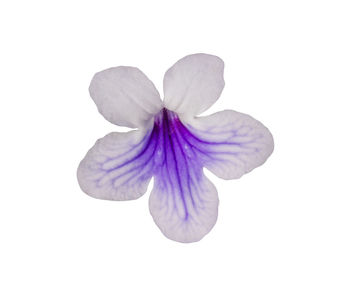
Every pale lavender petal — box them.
[149,110,218,243]
[150,175,218,243]
[89,66,163,128]
[77,128,158,200]
[163,54,225,117]
[183,110,274,180]
[120,109,217,242]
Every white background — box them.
[1,0,349,280]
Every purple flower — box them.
[77,54,274,243]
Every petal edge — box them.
[184,110,274,180]
[149,173,219,243]
[77,128,156,200]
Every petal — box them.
[77,127,158,200]
[89,66,163,128]
[183,110,274,180]
[149,109,218,243]
[163,54,225,117]
[149,171,218,243]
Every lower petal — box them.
[77,127,158,200]
[149,169,218,243]
[183,110,274,180]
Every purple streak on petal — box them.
[85,107,271,240]
[150,109,216,222]
[96,108,259,220]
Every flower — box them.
[77,53,274,243]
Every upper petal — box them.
[89,66,163,128]
[183,110,274,180]
[77,127,158,200]
[163,54,225,117]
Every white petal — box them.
[89,66,163,128]
[184,110,274,179]
[163,54,225,117]
[77,128,156,200]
